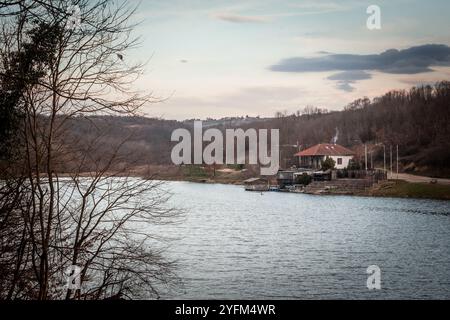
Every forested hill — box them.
[63,81,450,177]
[268,81,450,177]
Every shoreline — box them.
[54,168,450,201]
[153,177,450,201]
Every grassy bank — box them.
[369,180,450,200]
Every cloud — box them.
[270,44,450,92]
[213,12,269,23]
[327,70,372,81]
[270,44,450,74]
[335,82,355,92]
[316,50,333,55]
[327,71,372,92]
[287,1,352,14]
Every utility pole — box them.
[370,151,373,170]
[365,144,368,171]
[396,144,399,180]
[383,144,386,172]
[390,145,393,177]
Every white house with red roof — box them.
[294,143,354,169]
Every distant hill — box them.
[60,81,450,178]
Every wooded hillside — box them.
[15,82,449,177]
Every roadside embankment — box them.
[368,180,450,200]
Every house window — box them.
[337,158,343,165]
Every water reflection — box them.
[153,181,450,299]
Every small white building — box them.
[294,143,354,170]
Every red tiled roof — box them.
[294,143,354,157]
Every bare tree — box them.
[0,0,179,300]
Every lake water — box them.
[156,181,450,299]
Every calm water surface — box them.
[155,181,450,299]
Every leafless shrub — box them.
[0,0,180,300]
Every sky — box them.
[125,0,450,120]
